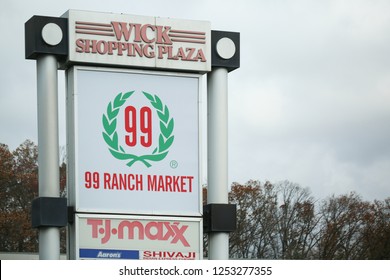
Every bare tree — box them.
[275,181,320,259]
[360,198,390,259]
[251,181,279,259]
[0,140,38,252]
[229,181,261,258]
[317,192,371,259]
[0,140,67,253]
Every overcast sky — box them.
[1,0,389,201]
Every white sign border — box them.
[66,66,203,216]
[72,213,203,260]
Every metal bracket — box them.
[211,30,240,72]
[31,197,68,228]
[67,206,75,224]
[25,15,68,60]
[203,203,237,233]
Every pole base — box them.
[32,197,67,228]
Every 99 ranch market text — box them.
[84,171,194,193]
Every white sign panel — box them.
[63,10,211,72]
[74,214,202,260]
[67,66,202,216]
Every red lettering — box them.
[103,172,143,191]
[104,172,111,189]
[143,251,152,257]
[118,220,144,240]
[85,171,100,189]
[158,175,165,191]
[175,47,186,60]
[156,25,172,44]
[142,251,196,260]
[117,42,127,55]
[180,176,186,192]
[88,219,190,247]
[145,222,163,240]
[170,222,189,246]
[187,176,194,192]
[96,40,107,54]
[147,175,194,192]
[124,106,153,147]
[158,45,173,59]
[124,106,137,147]
[153,251,163,257]
[148,175,157,191]
[166,176,173,192]
[108,41,118,55]
[140,24,156,43]
[75,39,85,53]
[195,49,206,62]
[76,21,208,66]
[84,39,98,53]
[111,22,132,41]
[101,219,111,244]
[87,219,102,238]
[139,106,152,147]
[143,44,155,59]
[173,176,180,191]
[133,43,143,57]
[111,173,118,189]
[130,23,142,42]
[186,48,196,61]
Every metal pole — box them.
[207,67,229,259]
[36,54,60,260]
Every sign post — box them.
[206,31,240,259]
[36,54,61,260]
[25,16,68,260]
[207,67,229,259]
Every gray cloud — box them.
[1,0,390,201]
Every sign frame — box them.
[69,213,203,260]
[66,66,203,217]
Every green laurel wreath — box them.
[102,91,174,168]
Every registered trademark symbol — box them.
[170,160,178,169]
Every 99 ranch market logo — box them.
[102,91,174,168]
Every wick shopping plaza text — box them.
[74,21,207,62]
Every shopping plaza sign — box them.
[26,8,238,260]
[64,10,211,72]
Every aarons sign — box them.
[64,10,211,72]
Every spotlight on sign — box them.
[210,30,240,72]
[25,16,68,59]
